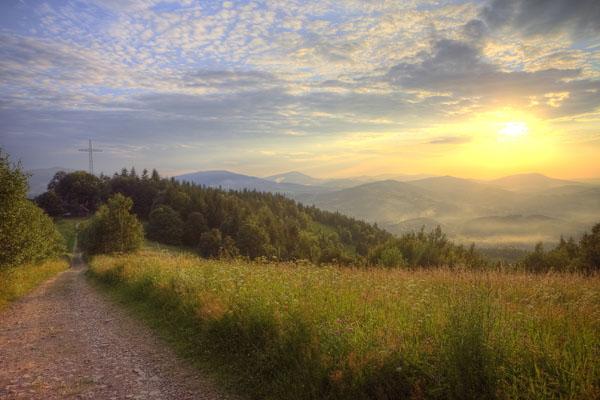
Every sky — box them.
[0,0,599,179]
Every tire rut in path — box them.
[0,251,234,400]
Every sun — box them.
[498,121,528,139]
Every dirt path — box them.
[0,247,234,399]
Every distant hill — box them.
[295,175,600,248]
[26,167,73,197]
[265,171,437,189]
[386,217,447,235]
[489,173,578,192]
[265,171,324,186]
[295,180,459,225]
[175,170,329,194]
[265,171,372,189]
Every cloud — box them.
[481,0,600,39]
[428,136,472,145]
[386,38,600,116]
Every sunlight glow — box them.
[498,122,529,138]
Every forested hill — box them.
[35,168,388,264]
[35,168,491,268]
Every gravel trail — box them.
[0,249,234,400]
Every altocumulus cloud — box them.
[0,0,598,174]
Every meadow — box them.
[88,248,599,400]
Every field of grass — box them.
[88,248,599,400]
[0,259,70,310]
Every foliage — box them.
[0,259,69,309]
[54,218,86,251]
[89,249,600,400]
[0,150,65,268]
[39,167,492,268]
[146,205,183,245]
[182,211,208,246]
[369,226,484,269]
[79,194,143,255]
[34,190,65,216]
[521,224,600,273]
[53,170,105,215]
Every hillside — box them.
[296,175,600,247]
[29,166,600,248]
[175,170,329,194]
[489,173,578,192]
[295,180,459,224]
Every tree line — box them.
[520,231,600,273]
[35,167,490,268]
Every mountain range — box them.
[28,168,600,248]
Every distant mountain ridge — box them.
[174,170,331,194]
[489,173,578,192]
[29,166,600,247]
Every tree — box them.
[35,190,65,217]
[79,194,143,255]
[521,243,550,273]
[0,150,65,268]
[198,228,223,257]
[237,219,270,259]
[54,171,105,215]
[147,205,184,245]
[379,245,405,268]
[579,223,600,273]
[183,212,208,246]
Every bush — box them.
[0,151,65,268]
[80,194,143,255]
[146,205,184,245]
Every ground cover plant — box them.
[89,248,600,400]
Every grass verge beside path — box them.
[88,248,600,400]
[0,259,70,310]
[0,218,78,310]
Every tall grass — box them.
[0,259,69,309]
[88,249,600,399]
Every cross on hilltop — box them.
[78,139,103,175]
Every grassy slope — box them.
[88,247,599,400]
[0,218,79,310]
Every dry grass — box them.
[89,249,600,399]
[0,259,69,309]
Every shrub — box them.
[80,194,143,255]
[146,205,184,245]
[0,150,65,268]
